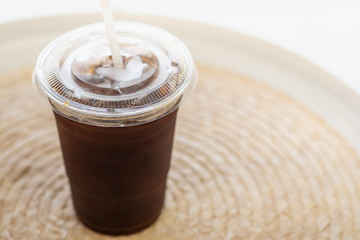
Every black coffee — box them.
[54,110,178,235]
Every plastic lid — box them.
[33,21,197,127]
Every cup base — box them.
[77,209,162,235]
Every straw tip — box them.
[99,0,110,8]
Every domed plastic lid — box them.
[33,21,197,127]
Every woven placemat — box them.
[1,64,360,239]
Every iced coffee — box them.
[33,22,196,235]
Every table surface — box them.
[2,0,360,93]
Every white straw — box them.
[99,0,123,69]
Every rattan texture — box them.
[0,65,359,239]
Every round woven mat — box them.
[1,64,360,239]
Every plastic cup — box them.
[33,21,197,235]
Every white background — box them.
[1,0,360,92]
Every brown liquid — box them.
[54,110,178,235]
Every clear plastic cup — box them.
[33,21,197,235]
